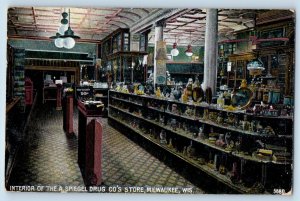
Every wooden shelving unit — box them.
[108,90,293,193]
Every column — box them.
[203,9,218,95]
[154,20,165,86]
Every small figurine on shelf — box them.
[182,146,187,156]
[171,104,178,114]
[169,89,175,100]
[217,92,225,109]
[235,136,242,152]
[219,165,226,175]
[168,138,173,149]
[155,87,161,98]
[173,84,182,101]
[213,154,219,170]
[256,121,263,132]
[225,132,234,151]
[203,109,209,120]
[230,162,240,183]
[186,78,193,97]
[171,119,177,131]
[234,114,239,128]
[187,141,196,158]
[159,114,165,125]
[160,130,167,144]
[185,106,194,117]
[182,122,187,131]
[198,126,205,140]
[216,134,226,148]
[241,115,250,131]
[181,89,189,103]
[250,120,256,132]
[149,129,154,138]
[134,84,138,94]
[216,112,224,124]
[240,79,247,88]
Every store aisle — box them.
[8,103,203,193]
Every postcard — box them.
[5,7,294,195]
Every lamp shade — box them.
[247,58,265,76]
[185,44,193,57]
[54,38,64,48]
[170,43,179,57]
[63,37,76,49]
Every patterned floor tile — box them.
[7,102,204,194]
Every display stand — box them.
[63,95,74,135]
[25,78,33,106]
[56,84,62,110]
[77,101,103,186]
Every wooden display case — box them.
[100,28,147,84]
[77,101,103,186]
[108,90,293,193]
[227,53,255,89]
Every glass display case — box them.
[101,28,147,84]
[227,53,255,89]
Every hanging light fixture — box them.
[50,11,68,48]
[170,35,179,57]
[61,9,80,49]
[50,8,80,49]
[185,31,193,57]
[58,11,69,35]
[247,57,265,76]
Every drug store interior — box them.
[5,7,295,194]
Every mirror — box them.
[231,87,253,109]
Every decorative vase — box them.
[173,85,182,101]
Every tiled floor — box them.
[8,102,204,193]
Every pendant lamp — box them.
[61,9,80,49]
[50,8,80,49]
[185,32,193,57]
[170,36,179,57]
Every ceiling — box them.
[7,7,294,46]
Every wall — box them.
[148,45,204,63]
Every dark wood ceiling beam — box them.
[165,15,206,33]
[31,7,38,31]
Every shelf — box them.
[169,72,204,75]
[108,115,253,193]
[95,96,108,99]
[166,61,202,64]
[109,90,293,121]
[109,105,291,165]
[109,92,292,138]
[110,96,142,107]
